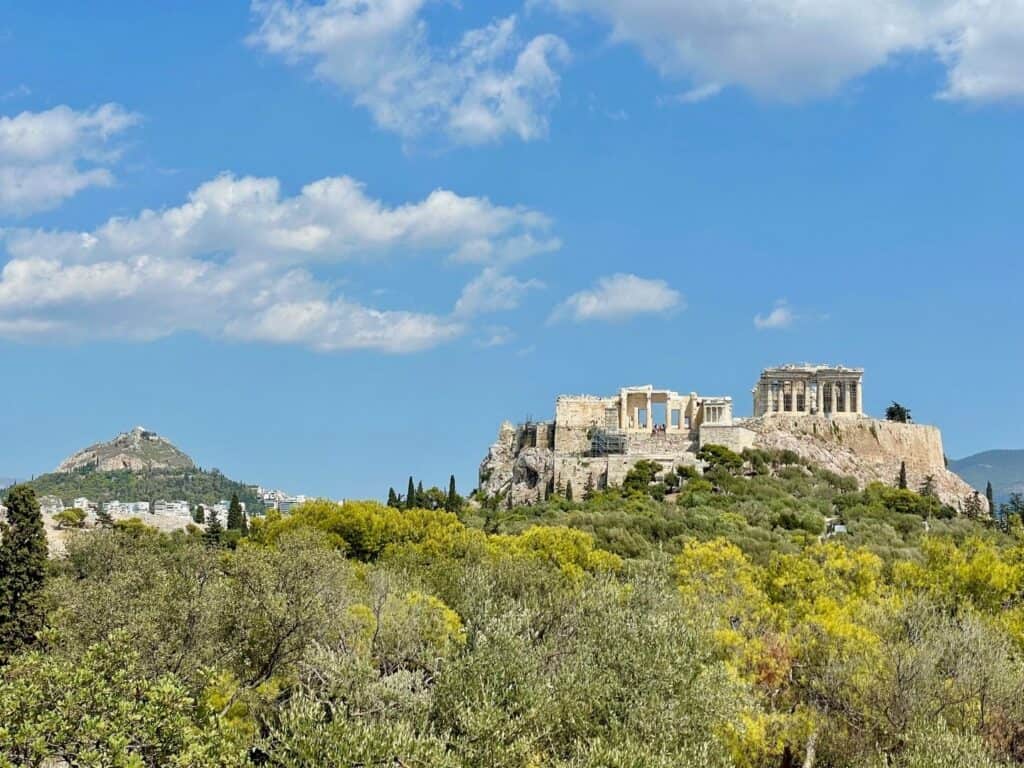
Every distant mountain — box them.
[56,426,195,473]
[950,450,1024,504]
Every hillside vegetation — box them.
[24,467,264,512]
[3,450,1024,767]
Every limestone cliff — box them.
[56,426,195,473]
[744,416,982,512]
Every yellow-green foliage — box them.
[12,463,1024,768]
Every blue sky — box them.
[1,1,1022,499]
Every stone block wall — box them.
[698,425,756,454]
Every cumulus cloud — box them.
[454,267,544,317]
[754,299,796,330]
[0,173,556,353]
[545,0,1024,103]
[0,103,139,216]
[249,1,570,144]
[550,273,682,323]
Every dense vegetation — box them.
[23,467,265,513]
[4,449,1024,767]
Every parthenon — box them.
[752,364,864,417]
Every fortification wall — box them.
[699,425,756,454]
[554,396,612,454]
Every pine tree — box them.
[898,461,908,490]
[566,480,574,502]
[406,477,416,510]
[204,507,223,545]
[226,493,244,531]
[0,485,48,658]
[986,481,995,518]
[387,487,398,508]
[96,505,115,528]
[918,474,937,498]
[963,491,984,519]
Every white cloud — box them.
[0,104,139,216]
[0,173,556,353]
[754,299,796,330]
[476,324,516,348]
[545,0,1024,103]
[675,83,722,104]
[454,267,544,317]
[551,273,682,322]
[249,1,570,144]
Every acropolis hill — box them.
[478,364,982,512]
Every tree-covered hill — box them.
[5,448,1024,767]
[24,466,264,513]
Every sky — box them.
[1,1,1022,499]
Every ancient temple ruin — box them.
[478,363,984,512]
[752,364,864,417]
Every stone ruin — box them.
[478,364,984,513]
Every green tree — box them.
[406,477,416,510]
[0,485,48,659]
[566,480,574,502]
[387,487,399,508]
[445,475,459,513]
[1003,492,1024,521]
[986,481,995,518]
[204,507,223,545]
[898,460,908,490]
[96,505,115,528]
[583,473,595,501]
[886,402,912,423]
[53,507,87,529]
[697,444,744,472]
[918,475,936,498]
[227,493,244,531]
[963,491,984,519]
[416,481,425,507]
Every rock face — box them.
[744,415,982,512]
[479,414,985,514]
[56,426,195,473]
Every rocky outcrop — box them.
[479,414,986,514]
[56,426,195,473]
[745,415,983,513]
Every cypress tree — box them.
[416,481,424,507]
[898,461,908,490]
[446,475,457,513]
[0,485,48,658]
[986,481,995,517]
[227,493,244,531]
[406,477,416,510]
[566,480,574,502]
[583,473,595,501]
[387,487,398,508]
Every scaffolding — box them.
[589,427,627,456]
